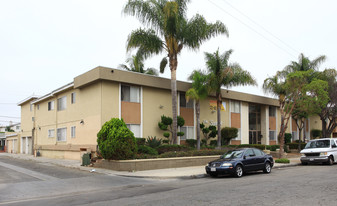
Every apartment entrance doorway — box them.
[249,104,261,144]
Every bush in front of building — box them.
[137,145,158,156]
[136,138,146,146]
[311,129,322,138]
[284,133,292,144]
[158,149,225,158]
[221,127,238,145]
[158,115,185,144]
[97,118,137,160]
[287,142,306,150]
[266,145,280,151]
[209,140,218,147]
[156,144,189,154]
[225,144,266,150]
[186,139,197,148]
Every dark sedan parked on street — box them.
[205,148,274,177]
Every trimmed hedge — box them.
[136,138,146,146]
[266,145,280,151]
[158,149,225,158]
[225,144,266,150]
[186,139,197,148]
[275,158,290,163]
[287,143,306,150]
[156,144,189,154]
[137,145,158,156]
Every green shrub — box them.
[158,149,224,158]
[162,139,169,144]
[284,133,292,144]
[136,138,146,146]
[186,139,197,148]
[97,118,137,160]
[137,145,158,155]
[311,129,322,138]
[201,139,207,146]
[146,136,162,148]
[221,127,238,145]
[266,145,280,151]
[275,158,290,163]
[201,145,215,149]
[287,143,306,150]
[156,144,189,154]
[210,140,217,146]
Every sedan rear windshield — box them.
[304,140,330,149]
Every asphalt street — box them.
[1,156,337,206]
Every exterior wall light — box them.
[80,120,84,125]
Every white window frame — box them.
[48,129,55,138]
[180,126,195,140]
[48,101,55,111]
[126,124,141,137]
[269,130,276,141]
[71,92,76,104]
[230,101,240,113]
[71,126,76,138]
[57,96,67,111]
[57,128,67,142]
[121,85,140,103]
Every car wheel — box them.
[327,156,334,165]
[234,165,243,178]
[263,162,271,173]
[301,162,308,165]
[210,173,218,177]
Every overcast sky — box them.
[1,0,336,126]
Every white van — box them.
[300,138,337,165]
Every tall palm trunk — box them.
[216,92,222,148]
[170,54,178,144]
[196,100,201,150]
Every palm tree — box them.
[280,53,326,78]
[119,54,159,76]
[205,49,257,148]
[123,0,228,144]
[186,70,208,150]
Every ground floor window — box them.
[126,124,140,138]
[269,130,276,141]
[292,131,298,141]
[180,126,194,140]
[57,128,67,141]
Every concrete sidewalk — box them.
[0,153,301,179]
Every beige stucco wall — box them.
[309,116,322,138]
[35,82,103,156]
[101,81,120,124]
[143,86,172,139]
[21,102,34,138]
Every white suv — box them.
[300,138,337,165]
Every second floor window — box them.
[71,92,76,104]
[57,96,67,111]
[269,106,276,117]
[48,101,55,111]
[180,92,193,108]
[230,101,240,113]
[121,85,140,103]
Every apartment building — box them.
[18,66,323,160]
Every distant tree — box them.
[119,54,158,76]
[5,126,14,132]
[205,49,256,148]
[186,70,208,150]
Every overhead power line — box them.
[207,0,298,58]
